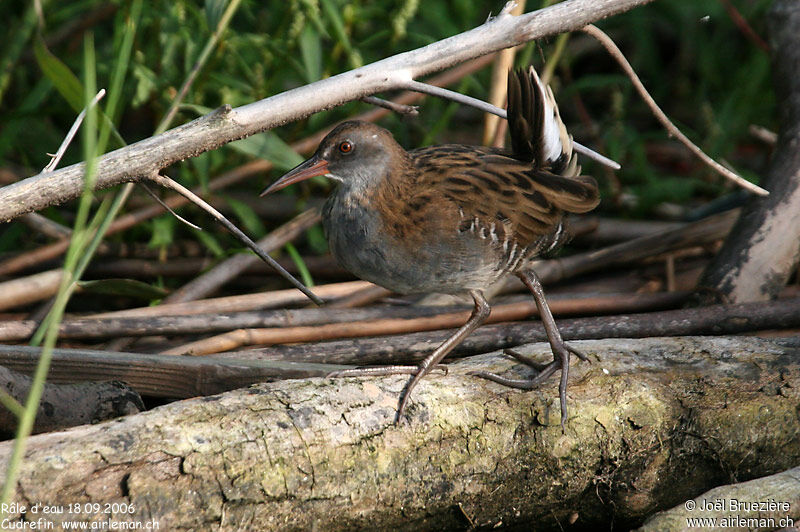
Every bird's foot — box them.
[470,342,589,431]
[468,360,559,390]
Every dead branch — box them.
[572,217,684,246]
[580,25,768,196]
[230,297,800,365]
[0,0,654,223]
[697,0,800,304]
[0,336,797,530]
[163,207,321,304]
[0,270,65,312]
[164,292,688,356]
[0,365,143,435]
[0,345,343,399]
[639,467,800,531]
[89,280,374,319]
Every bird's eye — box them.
[338,141,353,154]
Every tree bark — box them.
[696,0,800,303]
[0,366,143,435]
[0,336,798,531]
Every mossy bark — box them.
[0,336,798,530]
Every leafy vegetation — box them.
[0,0,776,275]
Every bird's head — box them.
[261,121,404,197]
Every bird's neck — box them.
[335,152,415,210]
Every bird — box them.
[261,66,600,427]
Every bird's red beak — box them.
[260,157,329,196]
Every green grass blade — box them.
[284,242,315,288]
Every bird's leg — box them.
[395,290,490,420]
[328,290,491,422]
[471,270,586,428]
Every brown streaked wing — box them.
[409,145,599,248]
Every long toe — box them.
[565,343,590,363]
[503,347,551,372]
[469,360,561,390]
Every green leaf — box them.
[77,279,169,300]
[225,196,267,238]
[284,242,314,287]
[205,0,228,29]
[33,39,84,112]
[194,229,226,258]
[148,215,176,249]
[180,103,213,115]
[229,132,304,171]
[299,24,322,83]
[305,224,328,255]
[131,60,158,108]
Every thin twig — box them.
[44,89,106,172]
[361,96,418,115]
[19,214,72,240]
[581,24,769,197]
[400,79,622,170]
[90,280,374,319]
[19,90,107,240]
[139,182,202,231]
[146,173,323,306]
[718,0,770,53]
[162,207,322,304]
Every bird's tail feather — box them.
[507,66,572,170]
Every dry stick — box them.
[89,280,374,319]
[83,253,344,280]
[0,301,471,342]
[327,285,394,309]
[163,291,689,356]
[230,297,800,366]
[18,214,72,240]
[360,96,418,116]
[162,207,321,304]
[530,208,737,286]
[572,217,684,245]
[0,345,346,399]
[483,0,526,145]
[0,290,682,342]
[581,24,768,197]
[0,55,496,280]
[147,174,322,305]
[718,0,770,53]
[0,270,66,313]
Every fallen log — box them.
[0,336,798,530]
